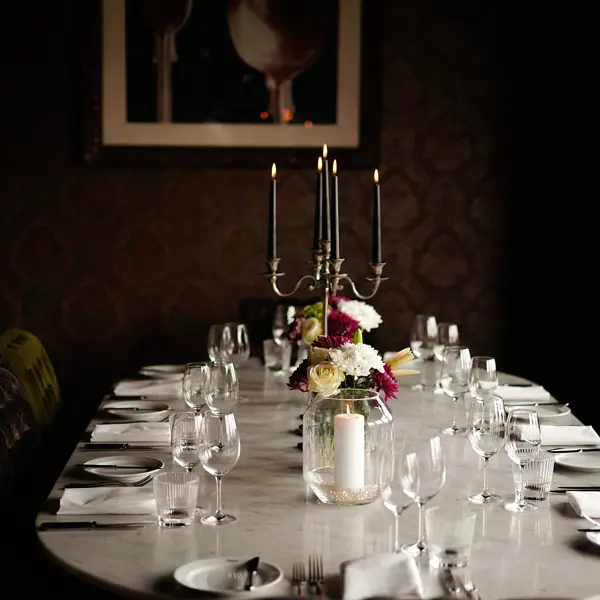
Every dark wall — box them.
[0,1,591,417]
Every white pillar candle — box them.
[334,408,365,488]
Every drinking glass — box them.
[153,471,199,527]
[409,314,438,391]
[182,362,210,413]
[207,324,228,363]
[171,411,201,473]
[207,361,239,414]
[400,435,446,556]
[469,356,499,400]
[379,445,416,553]
[504,409,541,512]
[223,323,251,367]
[440,346,472,435]
[467,395,506,504]
[433,322,460,394]
[199,410,241,525]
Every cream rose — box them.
[307,362,345,393]
[309,347,330,366]
[301,317,322,346]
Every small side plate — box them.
[101,401,171,422]
[82,455,164,482]
[555,453,600,473]
[586,531,600,547]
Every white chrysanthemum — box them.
[338,300,382,332]
[329,342,385,377]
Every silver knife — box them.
[82,443,168,450]
[38,521,153,530]
[548,447,600,453]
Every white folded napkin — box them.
[341,553,423,600]
[567,491,600,519]
[113,378,182,397]
[58,487,156,515]
[497,384,551,402]
[90,422,170,444]
[541,425,600,446]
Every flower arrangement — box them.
[288,331,419,401]
[288,296,382,346]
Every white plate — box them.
[139,364,185,379]
[174,557,283,595]
[82,455,164,482]
[586,531,600,547]
[504,403,571,419]
[101,401,171,422]
[555,452,600,472]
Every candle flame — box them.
[323,144,328,159]
[374,169,379,184]
[317,156,323,172]
[333,159,338,175]
[345,403,351,415]
[271,163,276,179]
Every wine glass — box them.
[272,304,296,345]
[207,324,228,363]
[467,395,506,504]
[440,346,472,435]
[182,362,210,413]
[433,322,460,394]
[379,444,415,553]
[223,323,251,367]
[504,409,541,513]
[207,361,239,414]
[409,314,438,391]
[400,435,446,556]
[171,411,201,473]
[469,356,499,400]
[198,410,241,525]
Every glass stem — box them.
[215,476,224,518]
[416,502,426,551]
[518,465,526,508]
[481,457,490,498]
[452,396,459,430]
[393,513,400,553]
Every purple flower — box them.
[372,363,399,401]
[327,309,359,339]
[312,335,351,349]
[329,296,350,309]
[287,359,309,392]
[287,317,302,341]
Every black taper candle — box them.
[331,160,339,259]
[268,163,277,259]
[312,157,323,250]
[372,169,382,263]
[321,144,331,241]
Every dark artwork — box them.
[125,0,339,125]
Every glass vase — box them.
[303,388,394,505]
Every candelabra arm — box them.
[264,259,317,298]
[337,262,388,300]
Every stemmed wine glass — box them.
[504,409,541,513]
[171,411,201,474]
[469,356,499,400]
[207,361,239,414]
[272,304,295,345]
[400,435,446,556]
[433,322,460,394]
[198,409,241,525]
[467,395,506,504]
[207,324,228,363]
[222,323,251,367]
[440,346,472,435]
[182,362,210,413]
[409,314,438,391]
[379,445,416,553]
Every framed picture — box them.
[81,0,382,168]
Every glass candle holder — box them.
[303,388,394,506]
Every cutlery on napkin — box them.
[112,379,182,397]
[90,422,170,445]
[541,425,600,447]
[38,521,153,530]
[497,384,551,402]
[340,553,423,600]
[57,486,156,515]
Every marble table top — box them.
[37,361,600,599]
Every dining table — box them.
[36,359,600,599]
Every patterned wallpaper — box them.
[0,0,510,391]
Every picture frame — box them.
[80,0,382,168]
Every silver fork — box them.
[66,474,155,489]
[308,554,324,597]
[292,562,306,596]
